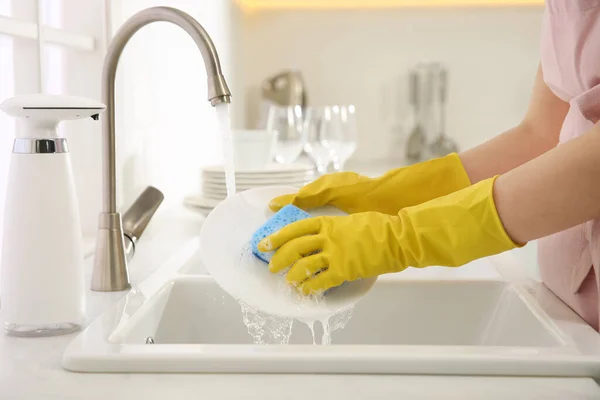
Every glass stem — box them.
[316,163,328,176]
[332,156,345,172]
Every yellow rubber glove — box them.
[269,153,471,215]
[258,176,520,295]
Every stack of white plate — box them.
[184,163,314,214]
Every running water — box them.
[216,103,236,197]
[300,308,354,345]
[236,242,355,345]
[240,302,294,344]
[321,307,354,345]
[304,320,317,345]
[240,304,354,345]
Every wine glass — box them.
[303,107,334,175]
[266,105,305,164]
[325,105,358,172]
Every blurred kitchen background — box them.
[0,0,543,273]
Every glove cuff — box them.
[375,152,472,211]
[397,176,521,270]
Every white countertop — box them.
[2,205,600,399]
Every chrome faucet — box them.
[91,6,232,292]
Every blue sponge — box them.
[251,205,312,263]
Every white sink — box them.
[63,239,600,376]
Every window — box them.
[0,0,107,258]
[0,0,235,262]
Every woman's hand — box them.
[269,153,471,215]
[259,177,518,295]
[259,212,404,295]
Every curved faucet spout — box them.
[102,6,231,213]
[92,6,232,292]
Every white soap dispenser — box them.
[0,94,105,337]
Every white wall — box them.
[238,6,544,163]
[59,0,107,236]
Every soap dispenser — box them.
[0,94,105,337]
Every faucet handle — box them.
[122,186,164,259]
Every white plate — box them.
[203,173,314,183]
[202,175,314,185]
[202,182,308,195]
[202,179,310,190]
[184,195,221,209]
[202,192,227,201]
[200,186,377,321]
[202,163,313,175]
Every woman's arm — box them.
[495,123,600,244]
[460,65,570,183]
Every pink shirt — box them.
[538,0,600,331]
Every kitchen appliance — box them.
[0,94,105,337]
[259,70,307,129]
[262,70,307,108]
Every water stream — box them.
[240,302,294,344]
[300,308,354,345]
[215,103,236,197]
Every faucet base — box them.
[91,213,130,292]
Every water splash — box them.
[240,301,293,344]
[236,244,355,345]
[215,103,236,197]
[322,307,354,345]
[308,321,316,345]
[298,307,354,345]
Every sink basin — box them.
[115,277,560,347]
[63,239,600,376]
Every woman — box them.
[257,0,600,330]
